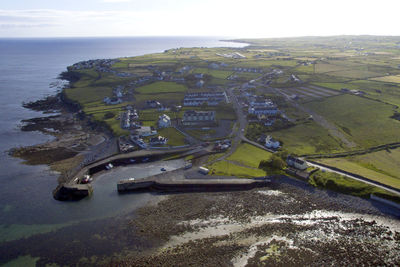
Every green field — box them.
[315,148,400,189]
[306,94,400,148]
[157,127,186,146]
[269,121,345,155]
[227,143,272,168]
[135,81,187,94]
[371,75,400,83]
[309,170,400,202]
[207,160,266,178]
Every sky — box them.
[1,0,400,38]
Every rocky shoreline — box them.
[111,177,400,266]
[11,92,113,183]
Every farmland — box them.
[305,94,400,148]
[315,148,400,189]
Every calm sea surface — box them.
[0,37,245,239]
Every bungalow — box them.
[134,126,157,137]
[149,136,168,145]
[158,114,171,128]
[265,135,280,149]
[286,156,308,170]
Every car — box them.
[161,167,166,171]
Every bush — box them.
[103,112,115,120]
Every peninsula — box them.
[11,35,400,266]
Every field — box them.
[315,148,400,189]
[206,160,266,178]
[371,75,400,83]
[269,121,345,155]
[309,171,400,201]
[157,127,186,146]
[280,85,340,102]
[135,81,187,94]
[305,94,400,148]
[226,143,272,168]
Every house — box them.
[130,135,147,149]
[249,106,279,115]
[286,156,308,170]
[146,100,161,108]
[103,97,122,105]
[265,135,280,149]
[158,114,171,128]
[183,91,228,106]
[196,80,205,88]
[182,110,216,126]
[194,73,204,79]
[134,126,157,137]
[149,136,168,145]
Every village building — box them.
[146,100,162,108]
[158,114,171,128]
[286,156,308,170]
[149,136,168,145]
[134,126,157,137]
[264,135,280,149]
[103,97,122,105]
[182,110,216,126]
[183,91,228,106]
[130,135,147,149]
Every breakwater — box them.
[117,177,271,193]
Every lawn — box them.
[305,94,400,148]
[157,127,186,146]
[206,160,266,178]
[269,121,345,155]
[315,148,400,189]
[134,92,185,104]
[135,81,187,94]
[227,143,272,168]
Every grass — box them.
[270,121,345,155]
[227,143,272,168]
[305,94,400,148]
[193,68,233,79]
[371,75,400,83]
[157,127,186,146]
[315,148,400,189]
[135,81,187,94]
[134,92,185,104]
[309,170,400,202]
[207,160,266,178]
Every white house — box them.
[286,156,308,170]
[158,114,171,128]
[265,135,280,149]
[149,136,168,145]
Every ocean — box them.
[0,37,246,264]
